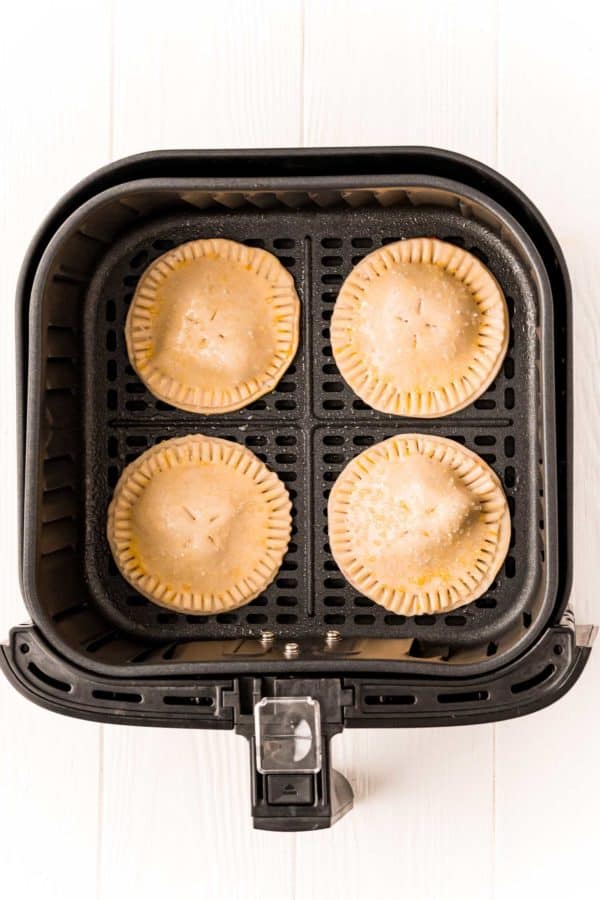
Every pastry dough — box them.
[126,238,300,414]
[328,434,510,615]
[107,435,292,614]
[331,237,508,417]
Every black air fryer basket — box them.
[3,147,595,831]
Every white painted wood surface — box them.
[0,2,598,898]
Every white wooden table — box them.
[1,2,598,898]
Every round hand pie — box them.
[125,237,300,414]
[331,237,508,417]
[107,435,292,614]
[328,434,510,615]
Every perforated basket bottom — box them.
[83,204,544,651]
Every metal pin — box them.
[325,630,342,646]
[283,641,300,658]
[260,630,275,647]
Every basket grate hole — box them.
[322,255,343,267]
[384,614,407,625]
[275,452,296,464]
[130,250,149,269]
[324,577,345,589]
[152,238,175,251]
[277,578,297,589]
[475,596,497,609]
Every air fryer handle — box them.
[248,733,353,832]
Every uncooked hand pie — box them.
[331,237,508,417]
[125,237,300,414]
[107,435,292,614]
[328,434,510,615]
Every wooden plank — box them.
[0,0,112,632]
[0,2,111,897]
[296,726,494,900]
[0,692,102,900]
[113,0,303,156]
[100,726,295,900]
[495,3,600,895]
[303,0,498,165]
[298,3,498,897]
[98,4,303,897]
[496,0,600,628]
[494,651,600,897]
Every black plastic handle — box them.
[247,733,353,832]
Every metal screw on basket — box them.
[325,630,342,647]
[260,630,275,647]
[283,641,300,658]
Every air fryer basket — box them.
[3,148,594,831]
[21,174,557,675]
